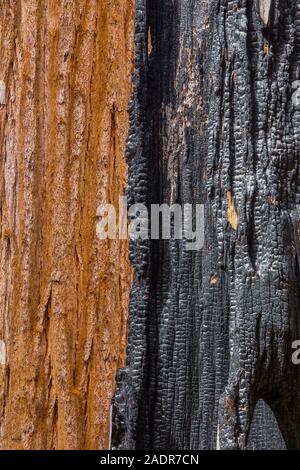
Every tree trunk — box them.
[0,0,133,450]
[113,0,299,450]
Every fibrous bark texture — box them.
[0,0,133,449]
[113,0,300,450]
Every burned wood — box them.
[113,0,300,450]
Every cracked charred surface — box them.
[113,0,299,450]
[0,0,133,449]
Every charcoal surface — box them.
[113,0,300,450]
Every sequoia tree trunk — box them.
[1,0,299,452]
[0,0,133,449]
[113,0,300,450]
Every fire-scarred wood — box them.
[113,0,300,450]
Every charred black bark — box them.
[113,0,300,450]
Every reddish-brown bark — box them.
[0,0,133,450]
